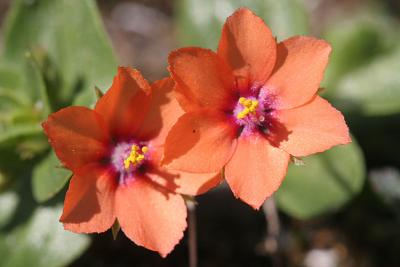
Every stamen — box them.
[123,145,148,170]
[236,97,259,119]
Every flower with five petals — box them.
[164,8,351,209]
[43,67,220,256]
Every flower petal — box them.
[95,67,151,140]
[225,133,290,209]
[42,106,110,171]
[146,138,222,196]
[265,36,331,109]
[60,164,117,233]
[115,177,187,257]
[163,110,238,173]
[168,47,235,112]
[147,166,222,196]
[136,78,183,144]
[218,7,277,89]
[276,96,351,157]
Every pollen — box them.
[237,97,258,119]
[123,145,148,170]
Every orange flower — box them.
[164,8,351,209]
[42,67,221,257]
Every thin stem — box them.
[262,196,281,266]
[187,200,197,267]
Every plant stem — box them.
[187,200,197,267]
[263,196,281,266]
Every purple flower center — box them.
[233,88,278,137]
[111,141,149,184]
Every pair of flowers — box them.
[43,8,350,256]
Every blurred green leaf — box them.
[0,124,42,147]
[0,88,30,113]
[177,0,309,49]
[332,46,400,116]
[322,9,399,94]
[0,66,23,90]
[3,0,117,107]
[276,140,365,220]
[23,53,51,117]
[257,0,309,41]
[0,191,18,228]
[0,205,89,267]
[32,151,71,203]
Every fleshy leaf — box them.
[322,8,399,93]
[276,139,365,220]
[0,191,18,228]
[332,46,400,116]
[3,0,117,107]
[32,151,72,203]
[176,0,309,49]
[0,205,90,267]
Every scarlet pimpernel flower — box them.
[43,67,220,256]
[164,8,351,209]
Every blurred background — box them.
[0,0,399,266]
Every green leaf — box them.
[0,205,90,267]
[32,151,71,203]
[332,46,400,116]
[176,0,309,49]
[256,0,309,41]
[0,87,30,108]
[0,124,42,147]
[3,0,117,107]
[276,140,366,220]
[111,219,120,240]
[322,8,399,94]
[23,52,51,117]
[0,65,23,90]
[0,191,18,228]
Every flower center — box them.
[233,91,277,137]
[123,145,148,170]
[111,142,149,176]
[236,97,259,119]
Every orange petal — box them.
[136,78,184,144]
[60,164,117,233]
[147,166,222,196]
[168,47,235,112]
[265,36,331,109]
[276,96,351,157]
[218,7,277,89]
[225,133,290,209]
[115,177,187,257]
[42,106,110,171]
[95,67,151,140]
[163,110,237,173]
[146,137,223,195]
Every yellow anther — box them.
[244,99,252,107]
[124,160,130,169]
[236,97,259,119]
[237,112,245,119]
[124,145,148,170]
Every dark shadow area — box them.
[70,186,274,267]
